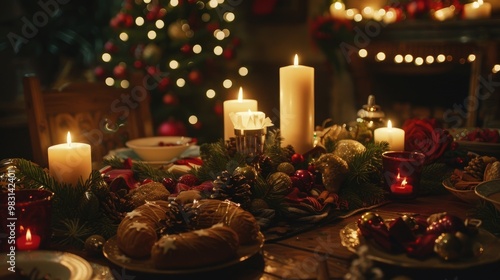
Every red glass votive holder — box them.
[1,189,54,252]
[382,151,425,200]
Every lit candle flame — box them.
[387,120,393,129]
[237,87,243,102]
[396,172,400,180]
[294,54,299,66]
[26,229,32,242]
[67,131,72,147]
[401,178,407,187]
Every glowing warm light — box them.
[67,131,72,146]
[492,64,500,73]
[136,17,145,26]
[208,0,218,8]
[206,89,216,98]
[387,120,393,129]
[345,9,358,20]
[102,53,111,62]
[188,115,198,125]
[237,87,243,101]
[294,54,299,66]
[239,67,249,76]
[447,55,453,61]
[358,49,367,58]
[170,0,179,7]
[120,80,130,88]
[354,14,363,22]
[415,57,424,66]
[224,12,235,22]
[176,78,185,87]
[119,32,129,41]
[394,54,403,63]
[202,13,210,22]
[376,52,386,61]
[105,77,115,86]
[437,54,446,62]
[144,0,152,3]
[215,30,225,40]
[155,20,165,29]
[404,54,413,63]
[426,55,434,64]
[193,45,202,54]
[223,79,232,88]
[147,30,157,40]
[169,60,179,69]
[468,54,476,62]
[214,46,223,55]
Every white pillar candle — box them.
[374,120,405,151]
[48,132,92,186]
[223,87,257,141]
[463,0,491,19]
[280,54,314,154]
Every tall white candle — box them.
[374,120,405,151]
[48,132,92,186]
[223,87,257,141]
[280,54,314,154]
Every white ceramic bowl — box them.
[442,178,481,204]
[126,136,194,162]
[475,179,500,212]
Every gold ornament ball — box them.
[315,153,349,193]
[332,139,366,163]
[142,43,162,65]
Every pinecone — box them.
[464,156,496,181]
[100,191,134,222]
[158,201,199,235]
[211,170,252,209]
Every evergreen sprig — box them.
[194,140,246,182]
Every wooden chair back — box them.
[23,73,154,167]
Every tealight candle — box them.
[223,87,257,141]
[280,54,314,154]
[382,151,425,200]
[48,132,92,186]
[17,228,41,251]
[463,0,491,19]
[374,120,405,151]
[390,176,413,194]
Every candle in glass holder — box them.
[48,132,92,186]
[223,87,258,141]
[17,228,41,251]
[374,120,405,151]
[382,151,425,199]
[280,54,314,154]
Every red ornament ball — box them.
[94,66,105,79]
[291,153,305,164]
[162,93,178,105]
[180,44,191,54]
[113,64,127,79]
[188,70,202,84]
[104,41,118,53]
[123,14,134,27]
[291,169,315,192]
[158,77,171,91]
[161,177,177,193]
[156,119,187,136]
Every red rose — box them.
[402,118,452,164]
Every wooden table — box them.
[85,193,500,280]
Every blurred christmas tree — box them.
[95,0,247,144]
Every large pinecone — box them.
[464,156,497,181]
[211,170,252,209]
[158,201,199,235]
[100,190,135,222]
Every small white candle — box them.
[463,0,491,19]
[330,1,346,19]
[280,54,314,154]
[48,132,92,186]
[374,120,405,151]
[223,87,257,141]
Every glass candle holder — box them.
[1,189,54,251]
[382,151,425,200]
[234,128,266,157]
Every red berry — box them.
[161,177,177,193]
[291,153,304,164]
